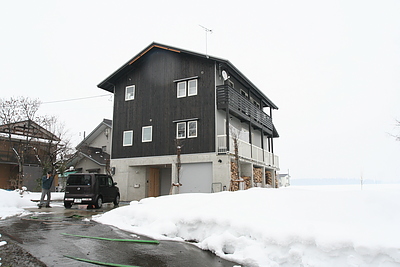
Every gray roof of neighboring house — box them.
[76,119,112,150]
[67,119,112,170]
[67,146,110,168]
[0,119,60,141]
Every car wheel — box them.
[94,196,103,209]
[113,194,120,207]
[64,202,72,209]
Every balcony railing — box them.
[217,135,279,168]
[217,85,274,135]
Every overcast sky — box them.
[1,1,399,182]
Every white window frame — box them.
[123,130,133,146]
[125,85,135,101]
[177,82,186,98]
[142,126,152,142]
[176,122,186,139]
[188,121,197,138]
[188,79,197,96]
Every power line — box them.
[42,94,112,104]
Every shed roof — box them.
[0,120,60,141]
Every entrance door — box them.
[148,168,160,197]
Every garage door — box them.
[179,162,212,193]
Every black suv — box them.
[64,173,120,209]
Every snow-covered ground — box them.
[1,185,400,266]
[0,190,64,220]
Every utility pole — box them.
[360,171,363,190]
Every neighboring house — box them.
[66,119,112,175]
[98,42,280,201]
[0,120,60,191]
[278,173,291,187]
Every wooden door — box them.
[148,168,160,197]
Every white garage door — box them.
[179,162,212,193]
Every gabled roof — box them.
[97,42,278,109]
[76,119,112,150]
[67,119,111,170]
[0,120,60,141]
[68,146,110,167]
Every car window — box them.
[98,175,108,186]
[107,177,113,187]
[67,174,91,185]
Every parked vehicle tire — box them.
[64,202,72,209]
[94,196,103,209]
[114,194,120,207]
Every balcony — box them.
[217,135,279,169]
[216,85,274,135]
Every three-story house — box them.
[98,43,279,201]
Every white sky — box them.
[1,1,399,182]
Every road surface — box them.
[0,202,240,267]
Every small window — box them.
[177,82,186,98]
[176,120,198,139]
[188,121,197,138]
[123,130,133,146]
[188,79,197,96]
[142,126,152,142]
[250,97,261,108]
[240,89,248,98]
[176,78,198,98]
[125,85,135,101]
[177,122,186,139]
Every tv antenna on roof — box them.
[199,25,212,57]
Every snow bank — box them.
[0,189,64,220]
[0,189,36,219]
[94,185,400,267]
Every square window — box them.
[188,121,197,138]
[177,82,186,98]
[188,79,197,96]
[125,85,135,101]
[123,130,133,146]
[142,126,152,142]
[176,122,186,139]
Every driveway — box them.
[0,202,240,267]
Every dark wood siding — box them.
[111,48,216,159]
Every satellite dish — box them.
[222,70,229,81]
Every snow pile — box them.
[94,185,400,267]
[0,189,36,219]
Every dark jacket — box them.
[42,175,54,190]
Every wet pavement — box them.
[0,202,241,267]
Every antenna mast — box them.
[199,25,212,57]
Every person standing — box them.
[38,171,54,208]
